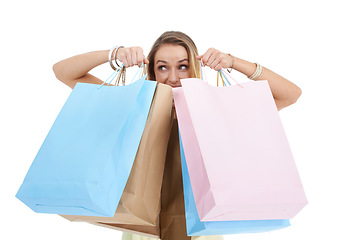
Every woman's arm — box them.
[197,48,302,111]
[53,50,109,89]
[53,47,148,89]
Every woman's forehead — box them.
[155,44,188,63]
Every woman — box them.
[53,31,301,240]
[53,32,301,112]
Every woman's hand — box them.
[197,48,233,71]
[116,46,149,68]
[197,48,302,111]
[53,47,149,89]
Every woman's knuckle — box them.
[117,53,124,61]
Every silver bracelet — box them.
[108,46,124,70]
[114,46,124,69]
[108,46,118,70]
[248,63,263,80]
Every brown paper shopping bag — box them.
[91,222,160,239]
[160,120,191,240]
[61,83,173,238]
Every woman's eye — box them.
[179,65,188,70]
[158,66,167,71]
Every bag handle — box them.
[218,69,244,88]
[199,61,243,88]
[199,60,209,83]
[98,64,147,89]
[129,63,147,85]
[217,71,226,86]
[98,65,123,89]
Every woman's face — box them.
[154,44,191,87]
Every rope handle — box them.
[98,64,147,90]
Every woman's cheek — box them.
[180,70,191,79]
[155,72,166,83]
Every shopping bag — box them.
[173,72,307,221]
[16,74,157,217]
[91,222,160,239]
[61,83,173,236]
[179,132,291,236]
[159,120,191,240]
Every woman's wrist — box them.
[231,56,258,79]
[227,54,235,73]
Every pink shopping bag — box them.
[172,74,307,222]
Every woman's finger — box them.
[130,48,138,67]
[207,52,222,69]
[135,47,147,66]
[117,48,129,67]
[136,50,143,67]
[116,47,146,68]
[214,63,223,71]
[202,48,223,67]
[200,48,214,65]
[125,48,133,67]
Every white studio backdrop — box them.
[1,0,358,239]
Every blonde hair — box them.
[147,31,200,81]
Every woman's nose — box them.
[167,69,180,84]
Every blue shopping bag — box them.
[16,75,157,217]
[179,133,291,236]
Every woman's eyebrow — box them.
[178,58,189,63]
[156,60,167,64]
[156,59,188,64]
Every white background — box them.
[1,0,358,239]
